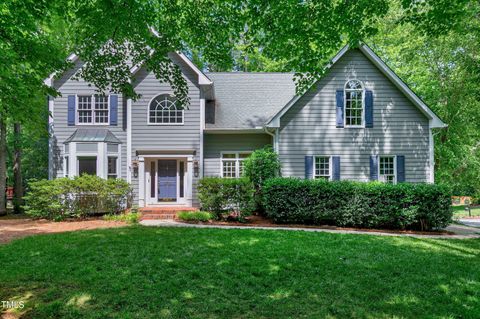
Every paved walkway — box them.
[457,218,480,228]
[141,220,480,239]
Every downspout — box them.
[264,127,277,152]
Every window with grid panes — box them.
[149,94,183,124]
[344,80,364,127]
[314,156,330,180]
[77,95,109,124]
[107,157,117,179]
[379,156,396,183]
[221,153,251,178]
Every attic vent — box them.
[205,100,216,124]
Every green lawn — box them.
[453,205,480,218]
[1,226,479,318]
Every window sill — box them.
[147,123,185,126]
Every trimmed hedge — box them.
[24,175,133,220]
[197,177,255,220]
[177,211,212,222]
[262,178,452,231]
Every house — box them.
[45,43,446,208]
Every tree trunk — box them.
[13,122,23,214]
[0,118,7,215]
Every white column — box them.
[199,96,205,178]
[69,142,76,177]
[48,96,54,179]
[138,156,145,207]
[186,156,193,206]
[428,121,435,184]
[126,98,132,183]
[97,142,107,178]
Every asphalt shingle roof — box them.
[205,73,296,129]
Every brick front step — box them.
[139,206,198,220]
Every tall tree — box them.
[13,123,23,213]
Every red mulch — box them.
[0,217,127,244]
[185,215,455,236]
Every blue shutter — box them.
[396,155,405,183]
[370,155,379,181]
[332,156,341,181]
[365,90,373,128]
[67,95,76,126]
[110,95,118,126]
[336,89,344,128]
[305,156,313,179]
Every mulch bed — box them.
[182,215,455,236]
[0,216,127,244]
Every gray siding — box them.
[51,61,127,178]
[204,133,272,177]
[130,55,202,204]
[278,49,430,182]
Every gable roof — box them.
[205,72,296,130]
[266,43,446,128]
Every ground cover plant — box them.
[0,227,479,318]
[177,211,212,222]
[263,178,452,230]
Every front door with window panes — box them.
[146,159,186,204]
[379,156,396,183]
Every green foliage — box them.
[103,212,140,224]
[1,227,480,318]
[262,178,452,231]
[242,146,281,188]
[197,177,255,220]
[242,146,281,211]
[177,211,212,222]
[24,175,133,220]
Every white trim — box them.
[343,79,365,128]
[69,142,77,177]
[428,120,435,183]
[204,128,265,134]
[220,151,252,178]
[313,155,332,180]
[264,128,277,152]
[138,157,145,207]
[97,142,106,178]
[266,43,446,129]
[145,157,188,205]
[378,155,397,184]
[48,96,54,179]
[146,93,184,126]
[176,52,213,85]
[44,53,79,87]
[126,98,132,183]
[199,96,205,177]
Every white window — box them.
[344,80,364,127]
[149,94,183,124]
[221,152,251,178]
[314,156,331,180]
[379,156,396,184]
[107,157,117,179]
[77,95,109,125]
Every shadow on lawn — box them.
[0,227,479,318]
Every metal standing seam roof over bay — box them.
[64,129,122,144]
[205,72,297,129]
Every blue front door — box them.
[158,160,177,201]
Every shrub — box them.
[104,212,140,224]
[24,175,133,220]
[262,178,452,231]
[242,146,281,211]
[197,177,255,220]
[177,211,212,222]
